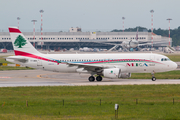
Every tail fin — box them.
[8,27,41,56]
[136,28,139,41]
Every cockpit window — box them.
[161,58,170,61]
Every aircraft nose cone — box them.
[172,62,178,70]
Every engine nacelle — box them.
[129,41,138,48]
[103,68,120,79]
[119,72,131,78]
[103,68,131,79]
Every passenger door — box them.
[150,55,155,61]
[37,58,42,66]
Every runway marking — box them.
[37,75,42,78]
[37,73,68,79]
[37,73,88,82]
[0,77,11,79]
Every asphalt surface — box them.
[0,69,180,87]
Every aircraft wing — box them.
[94,42,123,51]
[138,41,168,47]
[138,43,153,46]
[6,56,28,63]
[66,62,112,72]
[98,42,122,46]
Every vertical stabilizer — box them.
[8,27,41,56]
[136,28,139,41]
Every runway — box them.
[0,70,180,87]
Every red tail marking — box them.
[9,27,21,33]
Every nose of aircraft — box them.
[172,62,178,70]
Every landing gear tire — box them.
[96,76,102,81]
[88,76,95,82]
[152,77,156,81]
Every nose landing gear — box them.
[152,77,156,81]
[151,71,156,81]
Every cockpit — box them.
[161,58,170,61]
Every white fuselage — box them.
[122,40,139,48]
[7,53,177,74]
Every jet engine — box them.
[119,72,131,78]
[103,68,131,79]
[103,68,120,78]
[122,40,138,49]
[129,41,138,48]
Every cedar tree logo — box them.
[14,35,27,48]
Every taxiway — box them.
[0,70,180,87]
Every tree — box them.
[14,35,27,48]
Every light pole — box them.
[150,10,154,48]
[40,9,44,49]
[17,17,20,29]
[31,20,37,47]
[122,17,125,32]
[167,18,172,46]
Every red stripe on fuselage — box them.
[14,50,53,63]
[8,28,21,33]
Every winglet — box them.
[8,27,21,33]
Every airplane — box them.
[99,28,163,51]
[6,27,177,82]
[121,28,139,49]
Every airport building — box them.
[0,27,171,50]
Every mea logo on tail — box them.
[14,35,27,48]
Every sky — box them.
[0,0,180,32]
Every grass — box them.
[0,66,33,71]
[0,85,180,119]
[130,70,180,79]
[0,56,12,64]
[166,55,180,62]
[0,56,33,70]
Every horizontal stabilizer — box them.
[6,56,28,63]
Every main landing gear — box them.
[88,75,102,82]
[88,76,95,82]
[151,71,156,81]
[96,76,102,81]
